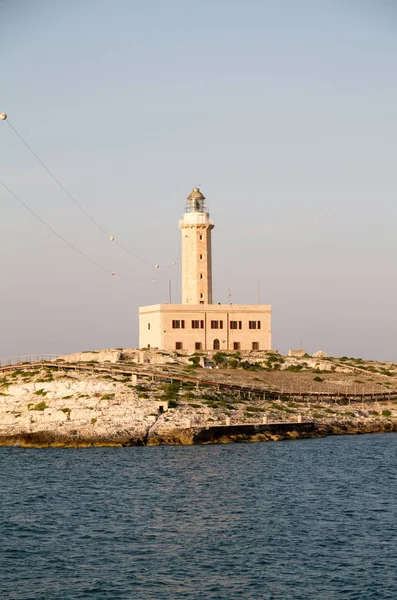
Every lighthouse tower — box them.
[138,185,271,353]
[179,188,214,305]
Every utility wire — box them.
[0,178,159,284]
[6,119,172,268]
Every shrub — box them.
[60,408,71,415]
[168,399,178,408]
[285,365,303,372]
[212,352,227,366]
[313,376,324,382]
[34,389,47,396]
[101,393,115,400]
[188,355,201,366]
[189,403,201,408]
[91,418,97,425]
[33,401,48,411]
[382,410,392,417]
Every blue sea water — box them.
[0,434,396,600]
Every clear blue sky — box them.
[1,0,397,360]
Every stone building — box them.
[139,188,272,353]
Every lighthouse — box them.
[139,187,272,353]
[179,188,214,305]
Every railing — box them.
[0,354,59,367]
[0,359,397,404]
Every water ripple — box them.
[1,434,397,599]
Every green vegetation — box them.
[33,401,48,411]
[91,418,97,425]
[161,381,180,407]
[60,408,71,415]
[101,393,115,400]
[313,376,324,382]
[382,409,392,417]
[34,389,47,396]
[212,352,227,366]
[188,355,201,366]
[135,384,148,392]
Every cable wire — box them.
[6,119,174,268]
[0,178,159,284]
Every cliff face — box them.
[1,362,397,447]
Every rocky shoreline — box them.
[1,349,397,448]
[1,419,396,448]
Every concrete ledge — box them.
[192,422,316,443]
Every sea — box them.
[0,434,396,600]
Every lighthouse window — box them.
[200,254,203,259]
[200,274,203,279]
[148,323,150,330]
[200,293,204,299]
[199,235,203,240]
[192,320,204,329]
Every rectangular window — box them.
[195,342,202,350]
[199,301,204,304]
[233,342,240,350]
[249,321,258,330]
[175,342,183,350]
[200,320,204,329]
[200,274,203,279]
[252,342,259,350]
[200,254,203,259]
[199,235,203,240]
[172,320,185,329]
[148,323,151,330]
[258,321,261,330]
[211,320,223,329]
[230,321,238,330]
[200,293,204,298]
[192,320,200,329]
[239,321,242,329]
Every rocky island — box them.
[1,349,397,447]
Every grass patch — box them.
[91,418,97,425]
[382,409,392,417]
[33,401,48,411]
[101,393,115,400]
[34,389,47,396]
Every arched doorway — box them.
[213,339,220,350]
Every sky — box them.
[1,0,397,361]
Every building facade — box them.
[139,188,272,353]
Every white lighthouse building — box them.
[139,188,271,353]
